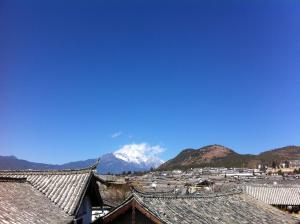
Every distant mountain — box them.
[258,146,300,165]
[158,145,300,170]
[0,152,163,174]
[57,158,98,170]
[0,155,60,170]
[3,145,299,173]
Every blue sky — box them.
[1,0,300,164]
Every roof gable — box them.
[0,164,100,216]
[0,180,72,223]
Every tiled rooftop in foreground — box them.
[0,163,102,224]
[0,178,72,224]
[100,188,300,224]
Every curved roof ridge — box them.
[0,162,101,217]
[133,188,242,199]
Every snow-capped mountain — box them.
[113,143,164,168]
[61,143,164,173]
[0,143,164,174]
[97,153,163,174]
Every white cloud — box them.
[111,131,122,138]
[113,143,165,165]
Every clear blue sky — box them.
[1,0,300,164]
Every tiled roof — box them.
[0,166,95,216]
[103,189,299,224]
[245,185,300,205]
[0,180,72,224]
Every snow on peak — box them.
[113,143,164,167]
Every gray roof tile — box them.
[104,189,299,224]
[0,180,72,224]
[0,167,93,216]
[245,185,300,205]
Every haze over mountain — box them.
[159,145,300,170]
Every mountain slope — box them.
[162,145,236,166]
[159,144,252,170]
[0,155,60,170]
[159,145,300,170]
[257,145,300,164]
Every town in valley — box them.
[1,145,300,223]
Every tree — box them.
[284,160,290,168]
[294,169,300,174]
[272,161,277,169]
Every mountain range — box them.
[1,145,300,173]
[0,152,162,174]
[158,144,300,170]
